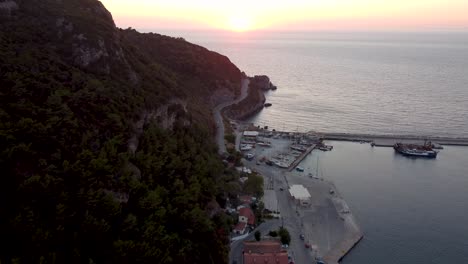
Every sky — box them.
[100,0,468,32]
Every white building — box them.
[289,185,311,206]
[243,131,259,138]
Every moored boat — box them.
[394,142,438,158]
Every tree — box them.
[254,231,261,241]
[278,227,291,245]
[243,173,264,198]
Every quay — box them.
[321,132,468,146]
[231,125,364,264]
[324,232,363,264]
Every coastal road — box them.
[214,78,250,154]
[245,159,315,264]
[229,219,280,264]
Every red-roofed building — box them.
[243,240,288,264]
[233,222,247,235]
[238,207,255,225]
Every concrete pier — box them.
[288,144,316,171]
[321,132,468,146]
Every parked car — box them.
[299,234,305,240]
[245,153,255,160]
[296,166,304,172]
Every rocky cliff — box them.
[0,1,245,263]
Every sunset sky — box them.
[100,0,468,32]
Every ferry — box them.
[394,142,438,158]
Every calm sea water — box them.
[302,142,468,264]
[162,30,468,138]
[155,30,468,263]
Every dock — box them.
[322,132,468,146]
[288,144,315,171]
[323,232,363,264]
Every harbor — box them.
[229,121,468,264]
[234,125,364,264]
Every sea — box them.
[162,30,468,138]
[156,30,468,263]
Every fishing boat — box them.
[257,141,272,147]
[394,142,438,158]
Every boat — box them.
[291,145,306,152]
[264,103,272,107]
[393,142,438,158]
[318,145,333,151]
[240,144,253,151]
[257,141,272,147]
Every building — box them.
[238,207,255,225]
[243,131,259,138]
[289,185,311,206]
[243,240,288,264]
[263,190,278,213]
[233,222,247,235]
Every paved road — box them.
[229,219,280,264]
[214,78,250,154]
[243,158,315,264]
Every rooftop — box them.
[239,207,255,225]
[243,241,288,264]
[243,131,259,137]
[289,184,311,200]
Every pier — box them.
[321,132,468,146]
[288,144,316,171]
[324,232,363,264]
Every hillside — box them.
[0,0,245,263]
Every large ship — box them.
[393,142,438,158]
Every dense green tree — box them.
[278,227,291,245]
[254,231,261,241]
[0,0,244,263]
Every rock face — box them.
[252,75,277,91]
[224,81,267,120]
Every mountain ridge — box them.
[0,1,248,263]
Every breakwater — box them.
[318,132,468,146]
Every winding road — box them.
[214,78,250,154]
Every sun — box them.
[228,15,253,32]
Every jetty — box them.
[288,144,316,171]
[321,132,468,146]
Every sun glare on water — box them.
[228,15,253,32]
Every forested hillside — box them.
[0,0,242,263]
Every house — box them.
[238,207,255,226]
[233,222,247,235]
[239,195,253,205]
[243,240,288,264]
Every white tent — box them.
[289,185,311,205]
